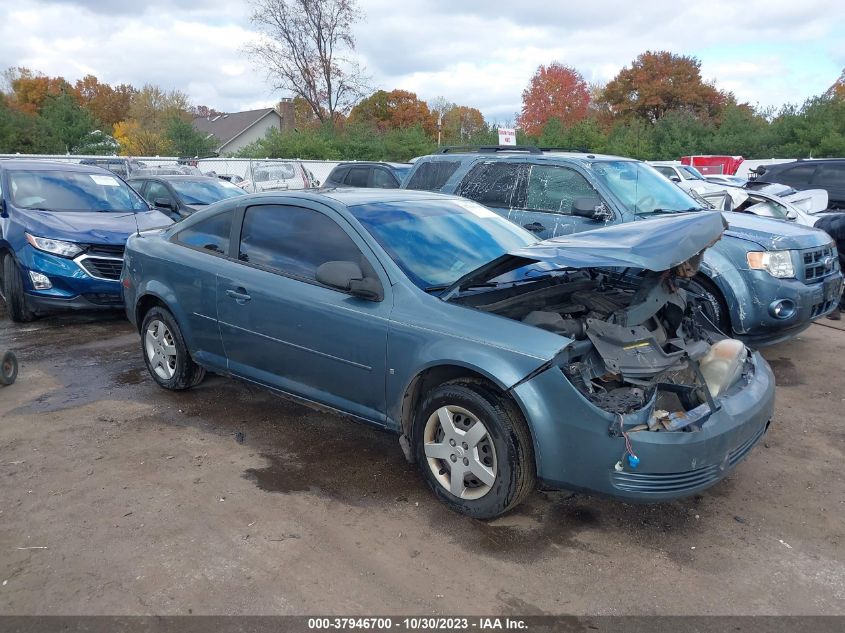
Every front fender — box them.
[701,246,755,334]
[386,325,556,429]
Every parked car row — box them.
[403,147,842,346]
[1,148,841,519]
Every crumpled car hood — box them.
[510,212,726,270]
[443,212,726,298]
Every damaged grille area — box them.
[611,422,768,494]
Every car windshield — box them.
[350,199,534,289]
[170,179,246,205]
[590,161,702,215]
[8,169,150,212]
[680,166,705,180]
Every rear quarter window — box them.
[174,210,233,255]
[405,161,461,191]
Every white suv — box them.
[648,161,726,195]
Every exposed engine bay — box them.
[455,264,752,432]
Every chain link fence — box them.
[0,154,341,186]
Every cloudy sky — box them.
[2,0,843,122]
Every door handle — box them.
[523,222,546,233]
[226,288,251,303]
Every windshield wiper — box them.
[424,284,449,294]
[643,207,701,215]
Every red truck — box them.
[681,155,744,175]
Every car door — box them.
[457,161,530,228]
[511,163,612,238]
[215,201,391,424]
[812,164,845,207]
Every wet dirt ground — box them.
[0,308,843,615]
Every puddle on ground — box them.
[2,304,713,568]
[766,357,804,386]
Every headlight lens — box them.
[25,233,83,258]
[747,250,795,278]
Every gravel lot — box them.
[0,307,843,615]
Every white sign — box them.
[89,174,120,186]
[498,128,516,146]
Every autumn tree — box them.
[824,68,845,100]
[246,0,369,127]
[189,104,223,118]
[114,85,192,155]
[601,51,729,123]
[441,105,486,143]
[348,89,435,134]
[517,63,590,136]
[5,67,73,115]
[74,75,135,129]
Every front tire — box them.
[141,307,205,390]
[413,380,535,519]
[684,275,731,334]
[2,254,34,323]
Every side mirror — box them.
[572,196,610,220]
[316,261,383,301]
[153,198,174,211]
[670,175,682,183]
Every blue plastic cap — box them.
[627,454,640,469]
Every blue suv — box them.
[0,160,172,321]
[403,148,843,346]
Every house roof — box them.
[192,108,280,150]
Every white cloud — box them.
[0,0,842,122]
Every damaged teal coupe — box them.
[122,190,775,518]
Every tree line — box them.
[1,46,843,162]
[0,68,217,156]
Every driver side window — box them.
[524,164,598,214]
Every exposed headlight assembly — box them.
[25,233,83,258]
[746,250,795,278]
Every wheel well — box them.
[135,294,168,332]
[690,273,731,330]
[399,365,510,439]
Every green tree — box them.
[539,116,605,152]
[165,116,217,157]
[603,118,655,159]
[38,92,97,153]
[650,110,713,159]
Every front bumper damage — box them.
[511,350,775,500]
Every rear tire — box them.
[2,254,34,323]
[140,306,205,390]
[413,380,535,519]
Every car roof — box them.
[250,187,458,207]
[335,161,411,169]
[127,175,220,182]
[0,159,114,172]
[420,150,633,164]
